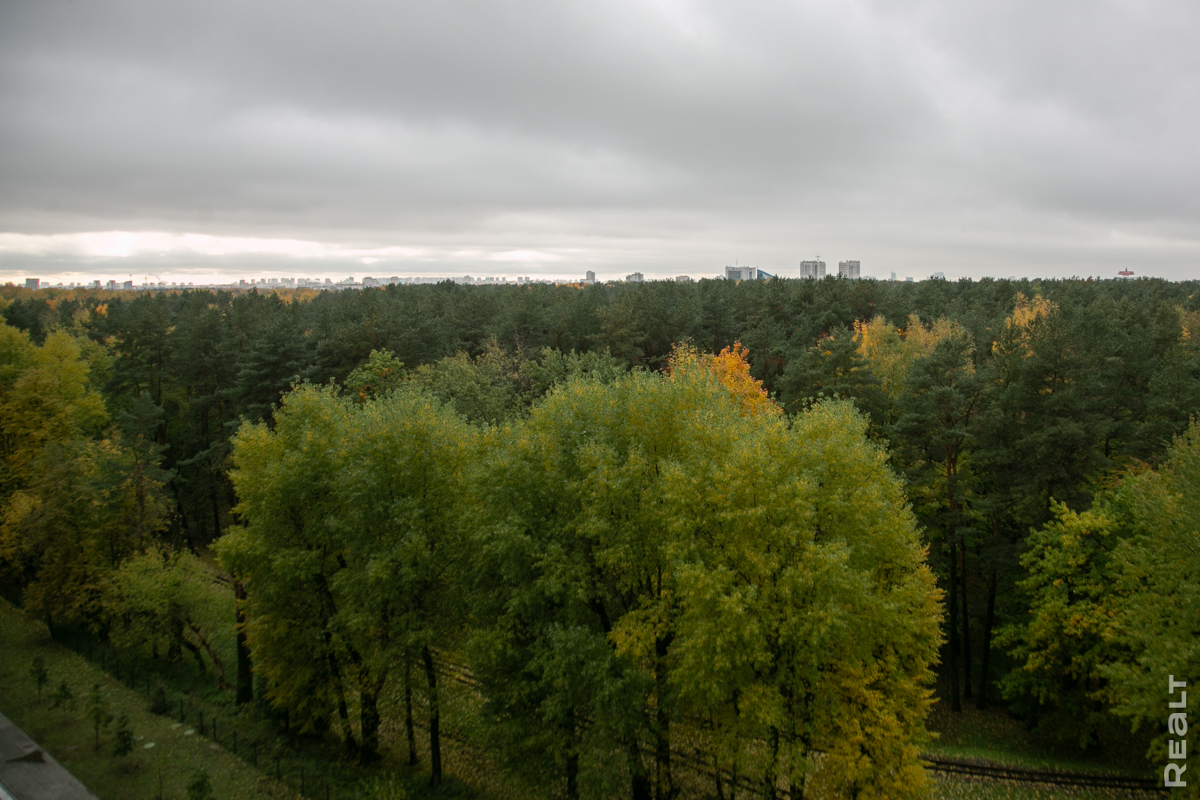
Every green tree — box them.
[112,711,134,758]
[0,324,107,498]
[1001,420,1200,765]
[468,351,940,800]
[29,654,48,700]
[343,348,405,401]
[218,383,474,775]
[669,400,942,798]
[892,333,985,712]
[332,385,474,777]
[776,326,886,427]
[1100,420,1200,783]
[50,680,76,714]
[215,386,356,749]
[186,768,213,800]
[85,683,112,750]
[105,549,227,688]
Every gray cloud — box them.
[1,0,1198,282]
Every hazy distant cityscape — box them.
[13,260,999,291]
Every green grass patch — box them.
[0,597,294,800]
[925,701,1156,779]
[930,773,1162,800]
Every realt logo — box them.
[1167,675,1188,788]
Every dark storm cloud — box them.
[1,0,1198,280]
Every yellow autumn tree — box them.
[855,315,968,401]
[668,340,779,417]
[999,293,1057,357]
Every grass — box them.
[925,701,1156,778]
[0,597,294,800]
[929,774,1163,800]
[0,591,523,800]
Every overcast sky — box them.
[2,0,1198,284]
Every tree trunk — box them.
[978,567,997,710]
[655,637,673,800]
[628,737,652,800]
[209,487,222,543]
[324,640,356,752]
[234,580,253,705]
[359,668,387,765]
[960,536,973,700]
[405,653,417,766]
[185,619,227,689]
[764,727,780,800]
[947,538,961,712]
[422,645,442,786]
[566,750,579,800]
[180,635,206,675]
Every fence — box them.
[47,623,349,800]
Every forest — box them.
[1,275,1198,799]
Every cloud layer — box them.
[2,0,1198,282]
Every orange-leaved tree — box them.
[668,341,778,417]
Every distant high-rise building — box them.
[800,260,826,279]
[931,271,945,280]
[585,270,596,283]
[838,260,860,280]
[24,278,39,290]
[725,265,757,281]
[890,271,897,282]
[675,275,694,282]
[626,272,644,283]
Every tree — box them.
[217,383,474,774]
[215,386,357,749]
[332,385,475,778]
[0,435,165,627]
[1001,420,1200,766]
[29,654,47,700]
[669,400,942,798]
[1100,420,1200,782]
[85,683,112,750]
[468,360,741,800]
[0,324,106,498]
[892,333,985,712]
[186,768,213,800]
[112,712,134,758]
[343,349,405,401]
[776,327,886,427]
[468,346,941,800]
[49,680,76,716]
[105,549,227,688]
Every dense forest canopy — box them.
[2,275,1198,797]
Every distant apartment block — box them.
[626,272,644,282]
[24,278,39,290]
[838,260,860,280]
[675,275,694,282]
[800,260,826,279]
[585,270,596,284]
[931,272,946,280]
[725,265,757,281]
